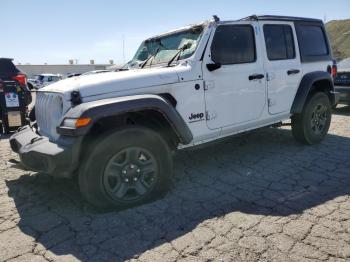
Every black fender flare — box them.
[57,94,193,145]
[290,71,335,114]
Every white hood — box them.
[41,66,181,100]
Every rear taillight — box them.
[331,64,337,78]
[328,60,337,78]
[12,74,27,86]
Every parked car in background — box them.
[81,70,110,76]
[334,58,350,106]
[0,58,32,104]
[28,74,63,89]
[0,58,32,133]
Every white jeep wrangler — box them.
[10,15,339,209]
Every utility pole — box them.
[122,34,125,64]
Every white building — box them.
[16,64,114,78]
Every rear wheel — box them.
[79,126,173,209]
[291,92,332,145]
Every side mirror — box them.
[206,63,221,72]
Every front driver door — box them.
[202,22,266,130]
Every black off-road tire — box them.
[291,92,332,145]
[78,126,173,209]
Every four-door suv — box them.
[10,15,338,209]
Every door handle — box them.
[287,69,300,75]
[249,74,265,81]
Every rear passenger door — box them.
[260,22,302,115]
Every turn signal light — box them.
[75,117,92,128]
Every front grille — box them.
[335,72,350,85]
[35,92,64,140]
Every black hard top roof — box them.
[0,57,14,60]
[240,15,323,24]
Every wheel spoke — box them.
[106,169,121,177]
[114,183,129,198]
[111,161,124,169]
[111,151,128,167]
[134,181,148,195]
[106,161,123,177]
[319,117,326,126]
[311,112,315,120]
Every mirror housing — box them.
[206,63,221,72]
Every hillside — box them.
[326,19,350,60]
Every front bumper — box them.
[9,126,82,177]
[335,86,350,104]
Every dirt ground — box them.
[0,105,350,262]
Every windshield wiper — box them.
[141,47,160,69]
[167,42,192,67]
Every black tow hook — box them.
[17,126,27,132]
[30,137,43,144]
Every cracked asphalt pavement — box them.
[1,106,350,262]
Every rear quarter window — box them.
[295,23,331,62]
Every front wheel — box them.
[79,126,173,209]
[291,92,332,145]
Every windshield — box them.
[35,75,45,81]
[126,25,204,69]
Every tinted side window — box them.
[211,25,256,65]
[264,25,295,60]
[296,25,328,57]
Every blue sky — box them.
[1,0,349,65]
